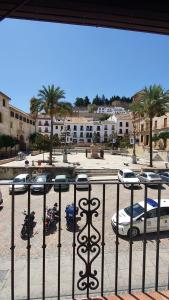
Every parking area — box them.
[1,182,169,299]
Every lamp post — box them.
[131,124,137,164]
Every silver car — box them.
[138,172,162,186]
[9,173,30,194]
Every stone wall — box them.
[0,166,75,180]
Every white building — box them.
[96,106,127,115]
[36,114,132,144]
[108,114,133,136]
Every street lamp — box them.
[130,125,137,164]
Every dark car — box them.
[31,173,52,194]
[159,172,169,184]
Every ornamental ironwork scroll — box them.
[77,196,101,291]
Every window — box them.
[27,119,30,123]
[112,125,115,130]
[104,125,107,130]
[10,122,13,129]
[74,125,77,131]
[10,111,14,117]
[97,126,100,131]
[119,129,122,134]
[160,207,169,216]
[39,128,42,132]
[126,129,128,134]
[164,118,167,128]
[2,99,5,107]
[141,135,143,143]
[146,209,157,219]
[141,124,144,131]
[119,122,122,127]
[45,127,48,132]
[126,122,128,127]
[0,112,2,123]
[44,121,49,126]
[19,115,23,121]
[61,126,63,130]
[38,121,42,126]
[80,125,83,131]
[23,117,26,122]
[15,113,19,119]
[67,125,70,130]
[33,121,35,125]
[80,132,83,138]
[30,120,32,124]
[55,126,58,129]
[154,120,157,129]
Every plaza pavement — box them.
[1,151,167,173]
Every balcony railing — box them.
[0,181,168,299]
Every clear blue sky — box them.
[1,19,169,113]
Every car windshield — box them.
[149,174,160,179]
[35,176,46,183]
[124,172,136,178]
[124,203,144,218]
[13,178,25,183]
[78,178,88,182]
[55,179,66,182]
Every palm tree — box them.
[30,97,42,133]
[38,85,66,165]
[131,85,169,167]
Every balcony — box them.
[0,181,169,299]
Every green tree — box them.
[131,85,169,167]
[38,85,65,165]
[30,97,41,133]
[158,132,169,149]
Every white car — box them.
[112,198,169,238]
[75,174,89,189]
[118,169,140,188]
[9,173,31,194]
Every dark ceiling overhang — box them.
[1,1,169,35]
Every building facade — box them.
[96,106,127,115]
[0,91,35,150]
[37,114,133,144]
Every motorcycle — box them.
[45,203,59,234]
[21,210,35,239]
[65,203,79,231]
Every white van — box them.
[75,174,89,189]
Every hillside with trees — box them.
[74,94,132,107]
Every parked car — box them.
[112,198,169,238]
[75,174,89,189]
[0,188,3,206]
[138,172,162,185]
[31,173,52,193]
[118,169,140,188]
[9,173,31,194]
[158,172,169,184]
[54,175,69,191]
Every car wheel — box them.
[127,227,139,238]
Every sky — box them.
[1,18,169,113]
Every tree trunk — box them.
[49,114,53,165]
[149,117,153,167]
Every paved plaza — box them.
[1,151,167,172]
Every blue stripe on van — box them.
[147,198,158,207]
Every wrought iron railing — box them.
[0,181,169,299]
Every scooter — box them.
[21,210,35,239]
[45,203,59,234]
[65,203,79,231]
